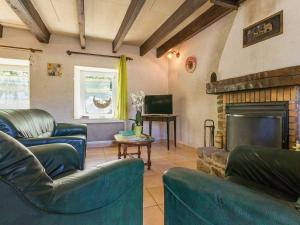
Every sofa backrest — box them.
[0,131,53,207]
[226,145,300,201]
[0,109,55,138]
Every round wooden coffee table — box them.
[114,134,154,170]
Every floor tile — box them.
[144,174,163,188]
[144,189,157,208]
[158,204,164,212]
[147,186,164,204]
[143,206,164,225]
[174,160,197,170]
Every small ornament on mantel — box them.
[185,56,197,73]
[210,72,217,82]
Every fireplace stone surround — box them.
[197,66,300,177]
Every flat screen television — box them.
[144,95,173,115]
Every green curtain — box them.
[114,55,128,120]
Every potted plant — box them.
[130,91,145,136]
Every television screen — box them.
[144,95,173,115]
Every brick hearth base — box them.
[197,147,228,177]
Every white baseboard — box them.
[87,140,115,148]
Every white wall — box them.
[168,13,237,148]
[219,0,300,78]
[0,27,168,141]
[168,0,299,148]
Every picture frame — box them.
[243,10,283,48]
[47,63,62,76]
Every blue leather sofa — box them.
[163,145,300,225]
[0,109,87,169]
[0,131,144,225]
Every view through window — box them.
[0,58,30,109]
[74,66,117,119]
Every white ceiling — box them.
[0,0,212,47]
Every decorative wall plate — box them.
[185,56,197,73]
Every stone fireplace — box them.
[197,66,300,177]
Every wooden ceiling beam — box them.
[210,0,239,10]
[76,0,86,49]
[0,25,3,38]
[156,5,234,58]
[5,0,50,43]
[140,0,208,56]
[113,0,145,53]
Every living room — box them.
[0,0,299,225]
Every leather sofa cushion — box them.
[226,145,300,201]
[0,131,53,206]
[227,176,296,202]
[0,109,55,138]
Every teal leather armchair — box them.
[0,131,144,225]
[0,109,87,169]
[163,146,300,225]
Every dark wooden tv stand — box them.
[142,115,177,150]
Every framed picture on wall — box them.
[243,10,283,48]
[47,63,62,76]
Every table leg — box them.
[149,121,152,136]
[147,144,151,170]
[118,143,121,159]
[167,120,170,150]
[174,119,177,147]
[138,146,141,158]
[123,145,128,158]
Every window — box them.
[74,66,117,119]
[0,58,30,109]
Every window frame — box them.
[74,65,118,120]
[0,58,30,109]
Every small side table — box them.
[142,115,177,150]
[114,134,154,170]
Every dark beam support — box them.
[156,5,233,58]
[76,0,85,49]
[5,0,50,43]
[140,0,207,56]
[113,0,145,53]
[0,25,3,38]
[210,0,239,9]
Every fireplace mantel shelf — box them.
[207,66,300,94]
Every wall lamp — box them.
[167,50,180,59]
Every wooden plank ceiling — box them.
[2,0,245,57]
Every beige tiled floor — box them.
[86,142,198,225]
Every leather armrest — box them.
[44,159,144,213]
[19,136,86,169]
[163,168,300,225]
[28,144,80,178]
[54,123,87,137]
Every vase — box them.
[134,125,143,137]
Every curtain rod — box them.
[0,45,43,53]
[66,50,133,61]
